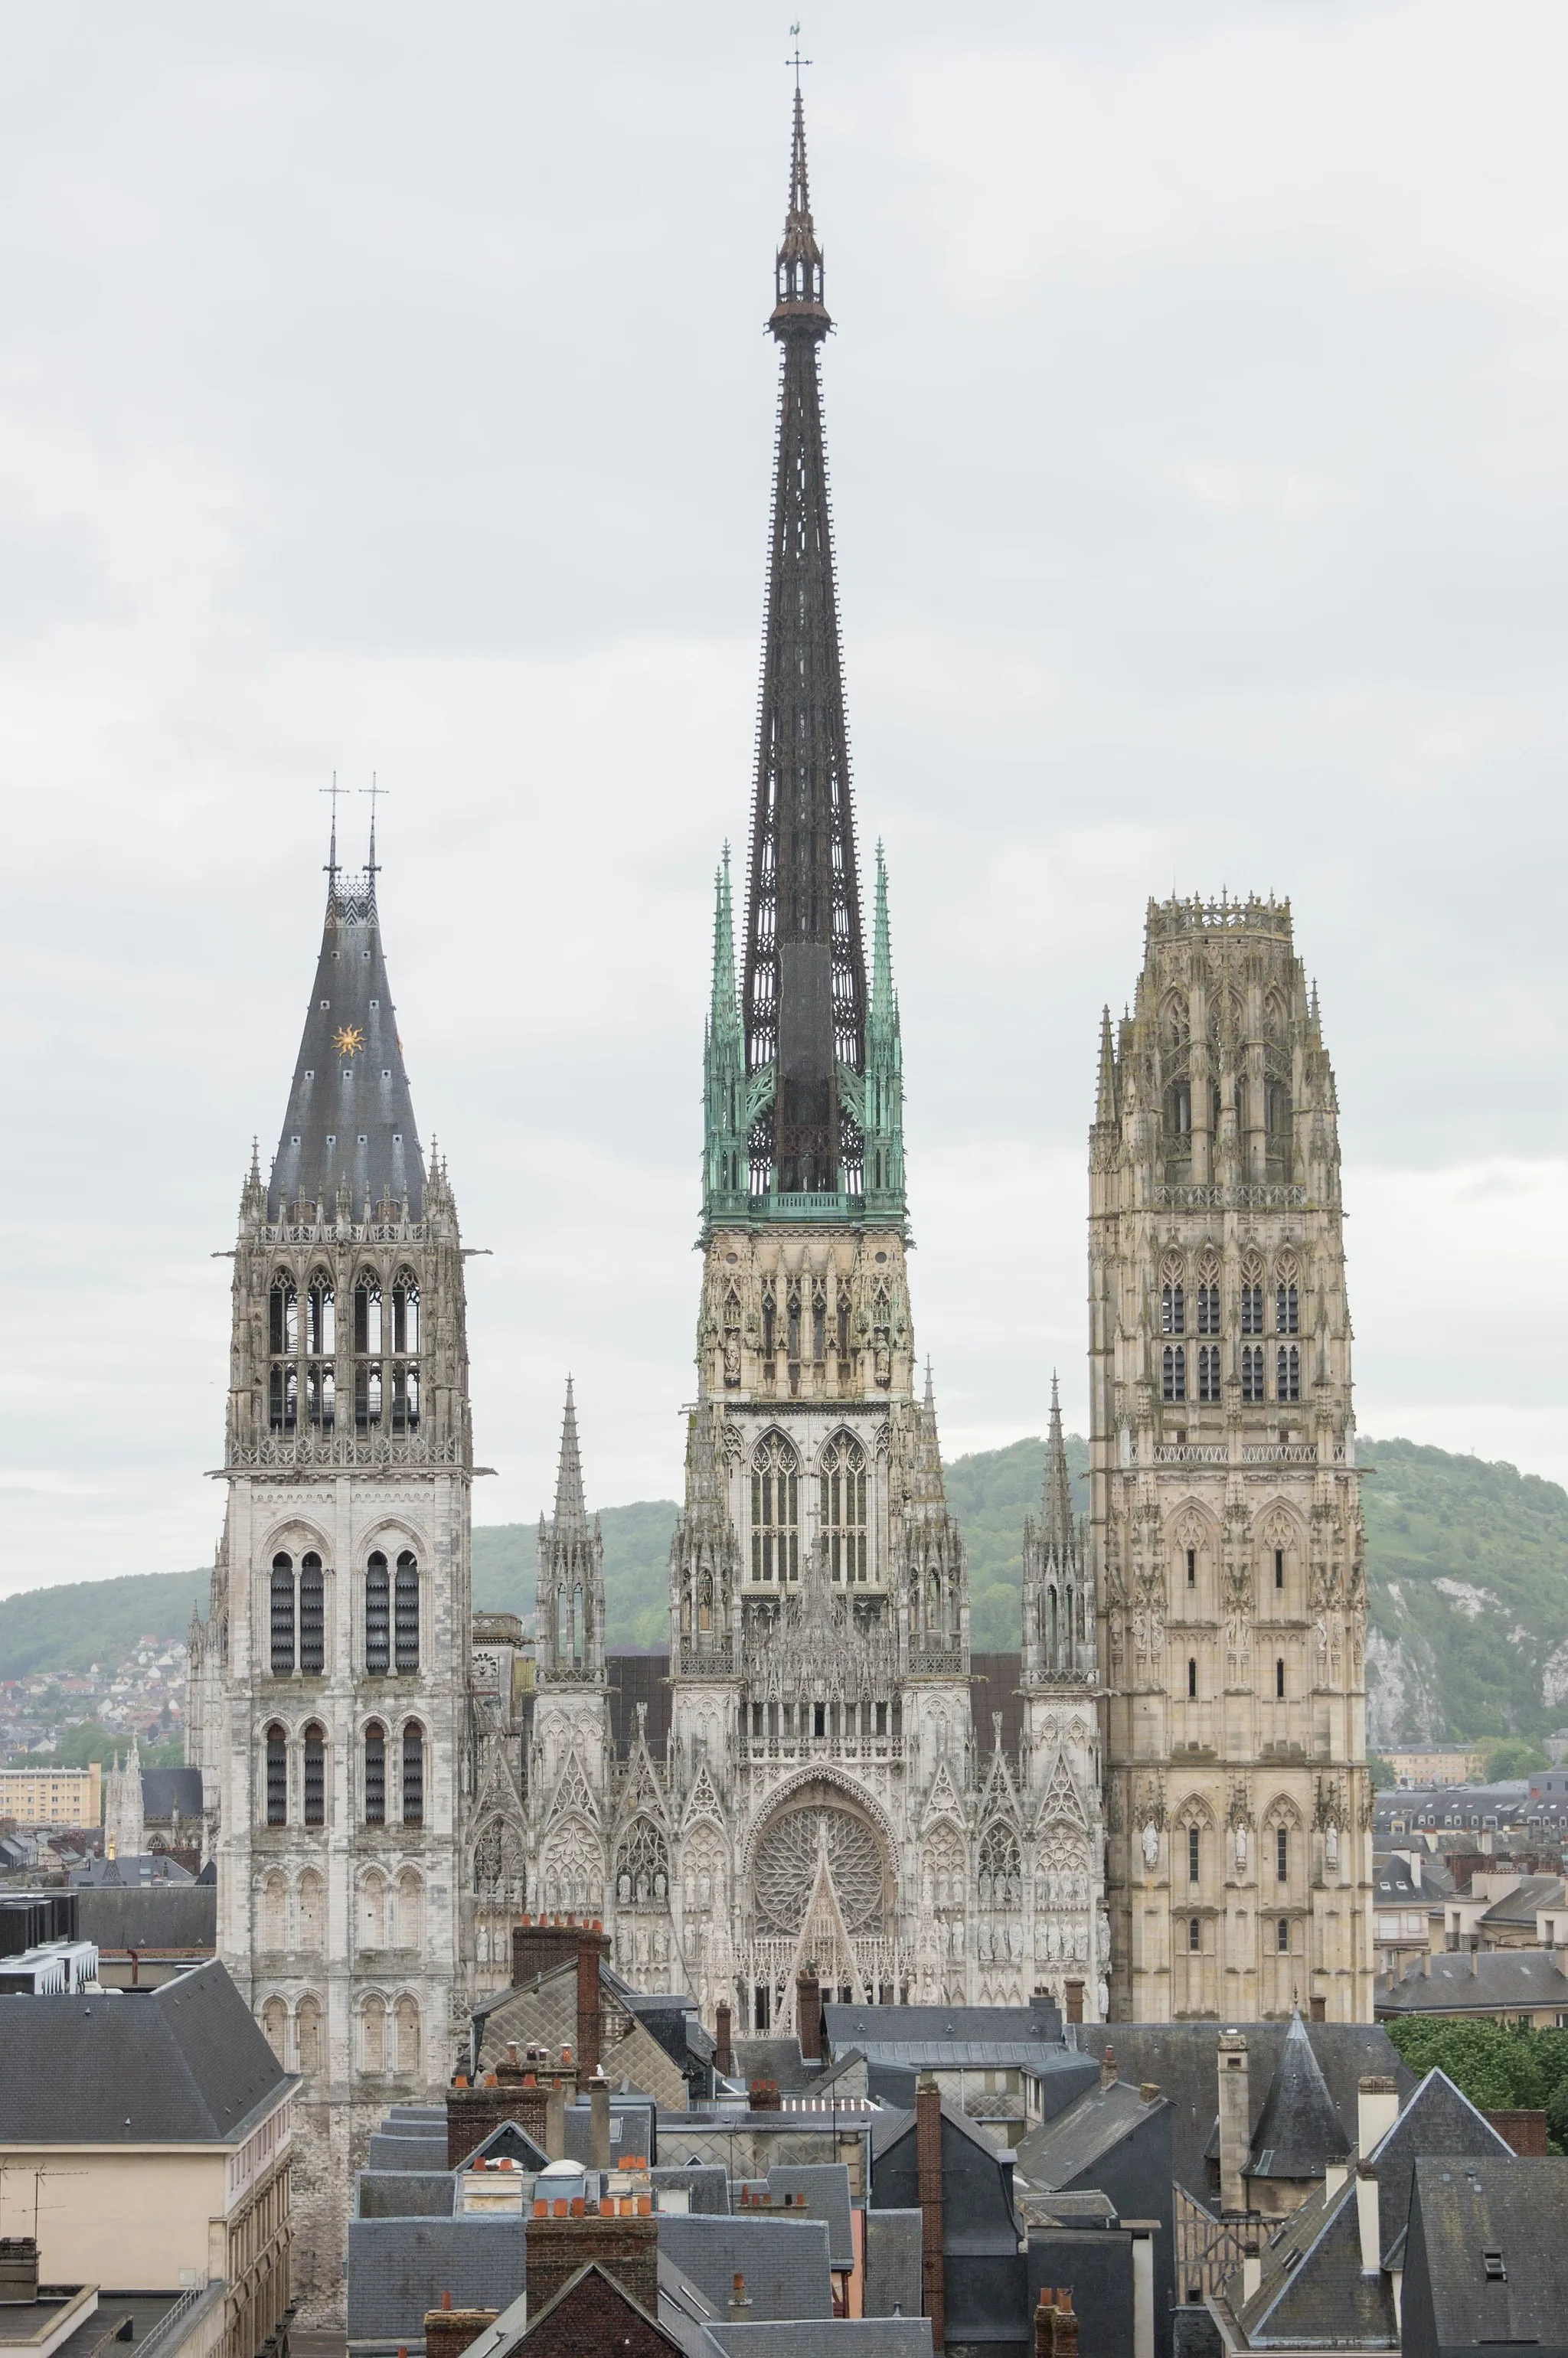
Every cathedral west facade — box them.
[185,87,1369,2324]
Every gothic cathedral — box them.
[187,86,1370,2326]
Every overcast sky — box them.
[2,1,1566,1598]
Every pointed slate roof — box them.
[268,848,423,1220]
[1247,2012,1353,2179]
[554,1377,587,1525]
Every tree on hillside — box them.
[1369,1752,1396,1790]
[1483,1739,1550,1781]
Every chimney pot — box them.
[442,2293,452,2312]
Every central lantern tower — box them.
[670,88,976,2034]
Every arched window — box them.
[1241,1345,1264,1404]
[401,1723,424,1826]
[697,1573,713,1635]
[391,1271,420,1354]
[819,1434,867,1582]
[1186,1548,1197,1589]
[1277,1344,1301,1403]
[1188,1917,1201,1953]
[1274,1547,1285,1592]
[1241,1276,1263,1337]
[1276,1916,1289,1951]
[1161,1283,1186,1337]
[361,1994,386,2074]
[927,1569,944,1643]
[1196,1277,1220,1335]
[364,1553,390,1674]
[396,1868,423,1954]
[354,1272,383,1432]
[299,1553,325,1674]
[394,1552,420,1671]
[1166,1080,1192,1138]
[1187,1657,1197,1700]
[303,1723,325,1827]
[262,1873,287,1948]
[261,1996,287,2062]
[1047,1586,1059,1655]
[1276,1827,1289,1882]
[1197,1344,1220,1403]
[1276,1275,1299,1334]
[1163,1345,1187,1403]
[361,1872,387,1948]
[364,1723,386,1825]
[394,1994,420,2076]
[296,1994,322,2073]
[270,1556,295,1677]
[306,1275,335,1431]
[269,1276,298,1434]
[1276,1657,1285,1700]
[299,1870,325,1954]
[750,1435,799,1584]
[1187,1825,1200,1885]
[264,1725,287,1826]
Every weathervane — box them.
[786,21,811,84]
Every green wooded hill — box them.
[5,1435,1568,1749]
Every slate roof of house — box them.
[0,1958,289,2144]
[140,1767,204,1821]
[823,2000,1062,2069]
[1366,2069,1513,2266]
[1477,1874,1564,1927]
[453,2120,550,2173]
[521,2261,675,2358]
[368,2130,449,2172]
[1225,2173,1398,2350]
[71,1853,194,1886]
[702,2325,933,2358]
[345,2217,527,2343]
[355,2170,456,2219]
[1246,2013,1353,2179]
[656,2213,833,2321]
[756,2164,855,2270]
[1377,1948,1568,2013]
[863,2209,923,2321]
[74,1886,217,1954]
[1014,2079,1166,2192]
[1408,2154,1568,2350]
[1063,2021,1413,2200]
[652,2165,730,2215]
[1371,1858,1429,1907]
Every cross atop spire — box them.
[554,1374,587,1527]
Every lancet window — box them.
[977,1821,1021,1910]
[1241,1272,1264,1336]
[299,1553,325,1673]
[401,1722,423,1825]
[615,1818,669,1906]
[364,1723,386,1824]
[1242,1344,1264,1404]
[354,1272,384,1432]
[303,1724,325,1826]
[1161,1280,1186,1336]
[1276,1344,1301,1403]
[269,1275,298,1432]
[820,1432,867,1582]
[270,1556,295,1675]
[306,1273,335,1429]
[265,1725,286,1826]
[365,1553,390,1674]
[1197,1344,1220,1404]
[750,1434,799,1583]
[1163,1345,1187,1403]
[394,1550,420,1672]
[1196,1275,1220,1335]
[390,1269,420,1433]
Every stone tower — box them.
[1090,894,1372,2023]
[528,1380,610,1909]
[191,825,473,2318]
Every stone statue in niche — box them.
[1233,1822,1248,1876]
[1142,1819,1160,1870]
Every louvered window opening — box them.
[364,1726,386,1825]
[304,1729,325,1827]
[299,1553,325,1674]
[266,1728,287,1827]
[365,1554,390,1674]
[402,1726,423,1825]
[394,1553,420,1672]
[270,1556,295,1676]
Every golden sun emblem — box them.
[333,1024,365,1057]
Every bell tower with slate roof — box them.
[194,821,473,2323]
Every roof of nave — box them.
[266,837,423,1222]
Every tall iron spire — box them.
[1041,1373,1073,1564]
[741,84,867,1198]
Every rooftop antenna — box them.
[360,774,387,880]
[321,772,341,889]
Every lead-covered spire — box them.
[741,86,867,1201]
[267,834,423,1221]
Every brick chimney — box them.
[797,1964,823,2062]
[1099,2044,1118,2094]
[1034,2291,1057,2358]
[916,2071,946,2355]
[589,2067,611,2170]
[577,1922,607,2076]
[1217,2031,1250,2215]
[423,2294,498,2358]
[1054,2288,1079,2358]
[525,2204,657,2317]
[715,2001,733,2079]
